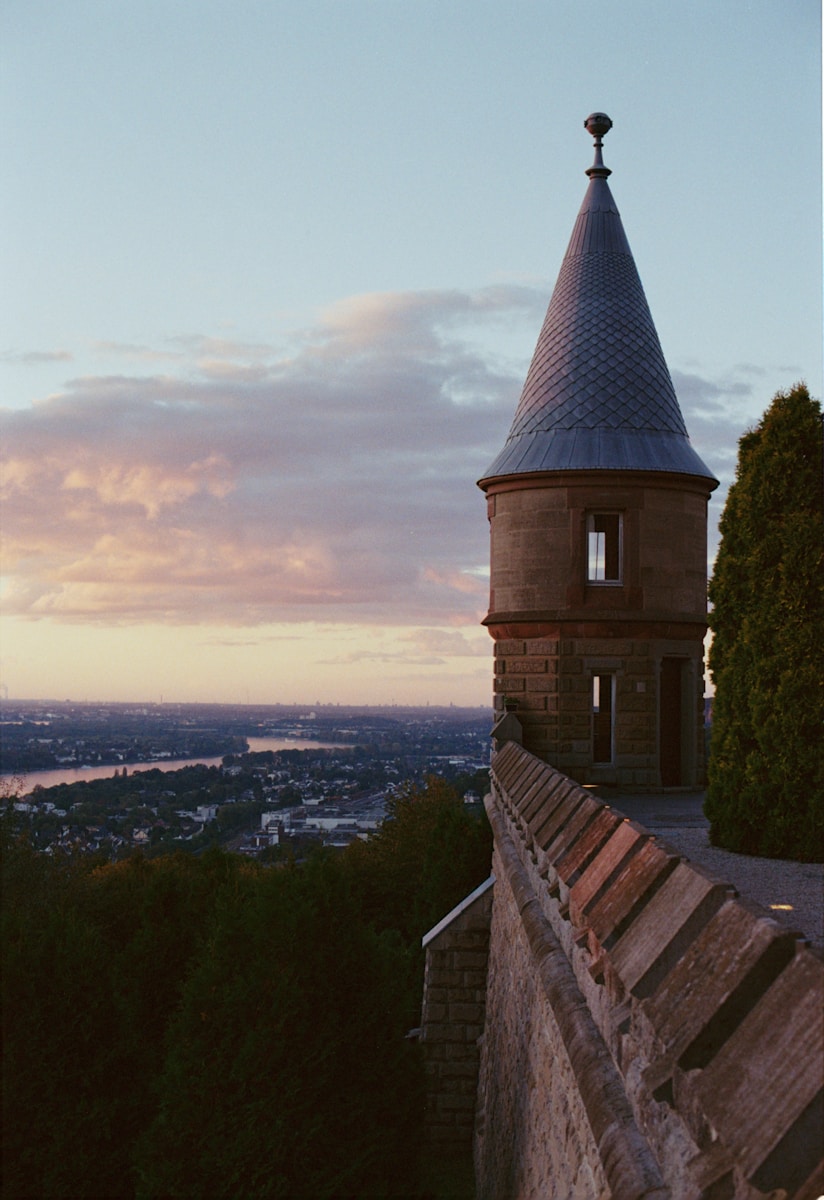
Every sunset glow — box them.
[1,2,820,705]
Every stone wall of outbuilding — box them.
[419,878,494,1152]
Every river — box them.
[5,737,348,794]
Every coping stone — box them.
[533,787,592,852]
[555,808,624,884]
[692,947,824,1193]
[642,897,802,1069]
[568,819,654,928]
[609,861,732,998]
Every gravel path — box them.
[605,792,823,949]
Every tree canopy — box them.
[706,383,824,860]
[1,777,491,1197]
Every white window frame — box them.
[587,512,623,584]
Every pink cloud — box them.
[2,287,526,626]
[2,285,746,628]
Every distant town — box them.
[1,700,493,860]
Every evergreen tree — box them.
[706,384,824,860]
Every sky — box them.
[1,0,821,707]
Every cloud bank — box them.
[2,287,763,630]
[2,288,537,626]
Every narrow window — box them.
[587,513,622,583]
[592,674,614,764]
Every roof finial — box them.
[584,112,612,178]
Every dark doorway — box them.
[659,658,684,786]
[592,674,614,764]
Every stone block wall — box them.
[473,848,645,1198]
[492,633,705,787]
[484,474,711,623]
[419,878,494,1152]
[472,741,824,1199]
[483,471,713,788]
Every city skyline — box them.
[2,1,821,706]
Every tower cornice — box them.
[480,467,718,497]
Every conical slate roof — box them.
[480,114,717,485]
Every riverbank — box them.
[2,736,349,794]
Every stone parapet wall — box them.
[475,742,824,1199]
[475,819,667,1200]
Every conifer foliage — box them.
[706,384,824,860]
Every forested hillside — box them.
[2,779,491,1199]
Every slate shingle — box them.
[481,124,717,484]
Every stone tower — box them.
[480,114,718,789]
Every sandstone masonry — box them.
[420,742,824,1198]
[419,878,494,1152]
